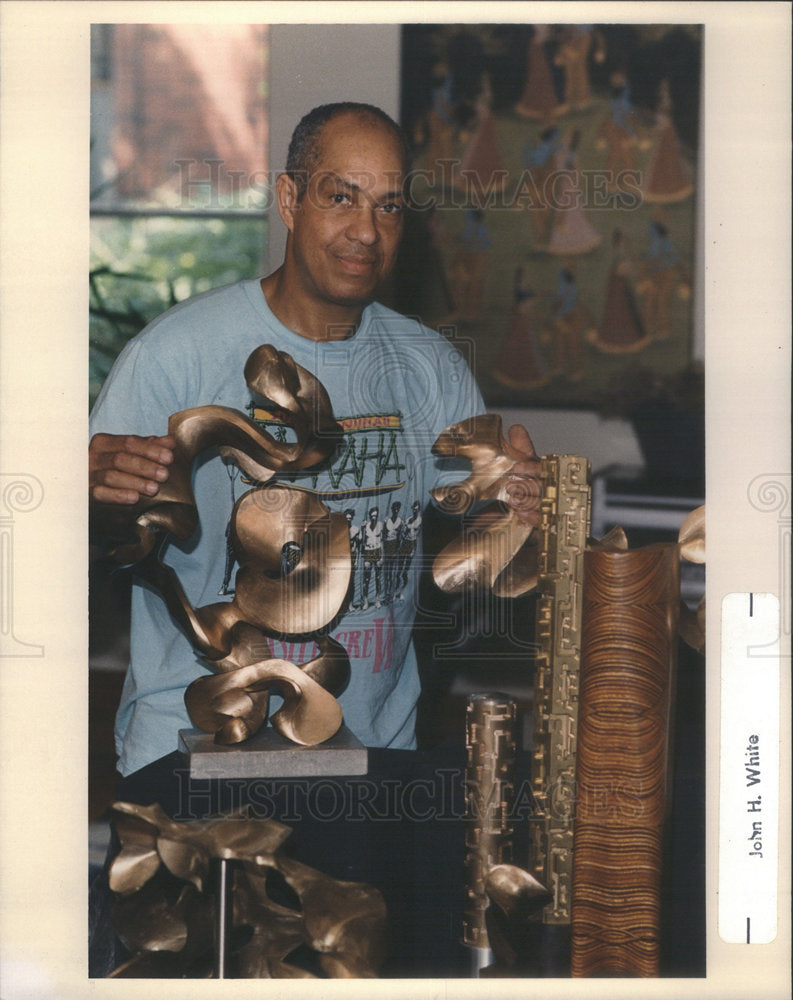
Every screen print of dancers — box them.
[399,23,700,409]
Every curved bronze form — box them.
[430,414,538,598]
[677,503,705,564]
[108,802,387,978]
[482,863,553,969]
[132,484,352,746]
[94,345,343,565]
[92,346,353,747]
[231,485,352,636]
[184,638,349,746]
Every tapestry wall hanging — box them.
[395,23,701,411]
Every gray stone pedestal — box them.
[178,724,369,779]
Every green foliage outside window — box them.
[89,215,267,407]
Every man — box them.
[396,499,423,598]
[382,500,404,603]
[359,505,385,611]
[344,507,362,610]
[90,102,540,777]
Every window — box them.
[89,24,269,405]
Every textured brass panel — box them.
[529,455,591,925]
[463,693,518,949]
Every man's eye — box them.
[330,192,352,205]
[379,202,403,215]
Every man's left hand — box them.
[504,424,543,527]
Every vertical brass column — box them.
[571,543,680,977]
[463,692,518,967]
[529,455,591,925]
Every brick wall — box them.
[110,24,268,201]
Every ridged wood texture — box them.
[571,544,679,977]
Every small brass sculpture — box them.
[107,801,388,978]
[483,864,553,970]
[431,414,539,598]
[91,346,352,747]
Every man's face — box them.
[282,114,405,310]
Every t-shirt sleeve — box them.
[89,334,184,439]
[428,335,488,493]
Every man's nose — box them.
[346,205,378,245]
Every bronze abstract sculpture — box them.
[482,864,552,971]
[429,415,706,976]
[677,504,706,653]
[93,344,344,565]
[107,801,388,978]
[91,346,352,747]
[431,413,539,598]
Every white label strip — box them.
[718,592,780,944]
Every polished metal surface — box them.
[463,693,518,953]
[107,801,387,978]
[483,862,553,969]
[92,345,352,748]
[529,454,591,926]
[430,413,538,598]
[94,345,343,566]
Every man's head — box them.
[286,103,409,199]
[276,104,409,316]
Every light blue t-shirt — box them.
[90,279,484,775]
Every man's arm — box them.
[89,432,176,506]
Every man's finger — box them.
[507,423,539,460]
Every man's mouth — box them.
[335,254,377,275]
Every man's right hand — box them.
[89,433,176,505]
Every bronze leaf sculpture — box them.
[91,346,352,747]
[430,413,539,598]
[107,801,388,978]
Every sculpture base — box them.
[178,724,369,779]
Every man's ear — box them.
[275,173,299,233]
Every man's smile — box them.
[334,252,378,274]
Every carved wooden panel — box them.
[571,543,679,977]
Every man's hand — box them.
[504,424,543,527]
[89,433,175,505]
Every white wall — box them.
[266,23,705,474]
[266,23,401,273]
